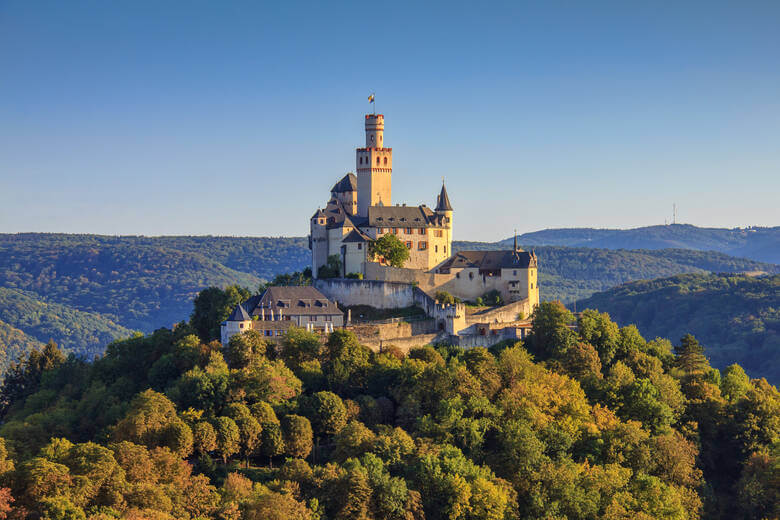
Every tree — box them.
[721,364,751,403]
[112,390,193,457]
[282,415,314,459]
[369,234,410,268]
[193,421,217,456]
[318,255,342,279]
[224,403,262,467]
[225,330,268,369]
[281,327,322,366]
[675,334,709,380]
[190,285,250,342]
[0,340,65,417]
[260,423,285,467]
[525,301,576,360]
[213,416,241,464]
[303,391,348,436]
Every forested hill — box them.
[0,295,776,518]
[577,273,780,384]
[500,224,780,264]
[0,233,776,374]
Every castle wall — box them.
[412,287,466,334]
[465,299,532,325]
[314,279,415,309]
[360,333,440,354]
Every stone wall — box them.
[314,278,414,309]
[413,287,467,334]
[465,299,532,326]
[361,333,441,354]
[349,319,436,340]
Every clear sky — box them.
[1,1,778,241]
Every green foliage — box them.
[258,267,312,294]
[578,273,780,383]
[435,291,460,305]
[0,289,132,372]
[190,285,250,342]
[369,234,410,268]
[317,255,342,279]
[0,281,775,520]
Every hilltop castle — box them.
[222,110,541,350]
[310,114,453,277]
[308,112,539,313]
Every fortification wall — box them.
[364,263,452,292]
[361,333,440,354]
[349,319,436,340]
[314,279,414,309]
[465,299,532,326]
[413,287,467,334]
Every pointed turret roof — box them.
[331,173,357,193]
[227,304,251,322]
[435,183,453,211]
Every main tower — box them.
[356,114,392,217]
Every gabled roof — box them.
[311,208,326,219]
[437,250,536,272]
[367,205,438,228]
[343,228,371,243]
[227,304,251,321]
[246,286,344,317]
[435,184,453,211]
[331,173,357,193]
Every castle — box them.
[310,114,453,277]
[309,111,539,314]
[223,110,540,350]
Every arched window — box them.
[384,157,388,165]
[376,156,380,165]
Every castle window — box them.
[418,228,425,235]
[513,270,517,276]
[434,230,443,238]
[456,273,460,278]
[406,227,412,234]
[357,243,362,250]
[469,272,474,280]
[384,157,388,165]
[405,241,412,249]
[418,241,427,250]
[444,246,447,253]
[393,228,399,234]
[376,157,380,165]
[239,323,244,329]
[435,245,439,253]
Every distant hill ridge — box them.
[500,224,780,264]
[0,232,776,375]
[576,273,780,384]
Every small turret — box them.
[435,182,453,230]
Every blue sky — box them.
[1,1,778,241]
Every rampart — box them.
[314,278,414,309]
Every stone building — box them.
[221,286,344,345]
[310,113,453,278]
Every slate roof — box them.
[437,250,537,273]
[246,286,343,317]
[342,228,371,243]
[331,173,357,193]
[435,184,453,211]
[226,304,251,322]
[367,205,440,228]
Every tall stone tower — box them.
[357,114,392,217]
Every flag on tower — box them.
[368,93,375,103]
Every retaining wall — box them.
[314,279,414,309]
